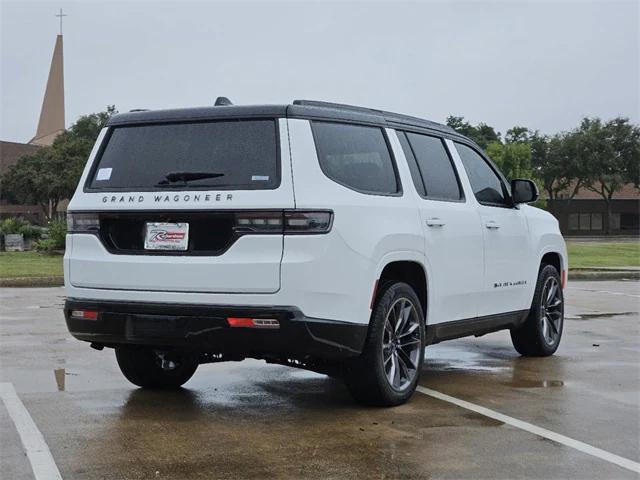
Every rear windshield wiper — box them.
[156,171,225,186]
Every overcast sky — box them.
[1,0,638,143]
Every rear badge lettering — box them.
[102,194,233,204]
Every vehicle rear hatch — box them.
[68,114,293,294]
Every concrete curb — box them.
[569,270,640,281]
[0,276,64,288]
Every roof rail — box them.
[129,108,149,112]
[292,99,384,116]
[292,99,454,134]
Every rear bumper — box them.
[64,298,367,360]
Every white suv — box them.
[64,99,567,406]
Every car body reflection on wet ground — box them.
[1,280,638,479]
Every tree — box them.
[530,131,586,206]
[577,117,640,233]
[446,115,501,149]
[1,148,70,220]
[474,123,501,149]
[505,126,530,144]
[445,116,475,138]
[485,141,533,180]
[1,106,116,220]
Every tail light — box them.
[234,211,283,233]
[234,210,333,235]
[227,317,280,328]
[70,309,99,320]
[67,212,100,234]
[284,210,333,234]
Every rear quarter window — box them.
[87,119,280,191]
[311,122,400,195]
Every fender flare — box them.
[372,249,430,319]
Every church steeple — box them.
[30,26,65,146]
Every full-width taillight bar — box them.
[66,210,333,235]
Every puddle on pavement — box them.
[503,379,564,388]
[425,346,508,372]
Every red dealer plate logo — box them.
[144,222,189,251]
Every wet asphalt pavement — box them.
[1,280,638,479]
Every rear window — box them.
[87,120,279,190]
[311,122,399,195]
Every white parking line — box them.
[0,382,62,480]
[416,386,640,474]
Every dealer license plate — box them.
[144,222,189,251]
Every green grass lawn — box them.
[567,241,640,268]
[0,242,637,279]
[0,251,63,278]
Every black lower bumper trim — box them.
[64,298,367,360]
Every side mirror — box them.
[511,179,539,204]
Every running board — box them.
[426,310,529,345]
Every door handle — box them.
[426,217,446,227]
[485,220,501,229]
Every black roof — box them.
[107,99,462,139]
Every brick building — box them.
[547,183,639,236]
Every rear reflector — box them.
[227,317,280,329]
[71,309,99,320]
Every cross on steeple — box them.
[55,8,67,35]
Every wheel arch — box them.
[539,249,567,288]
[541,251,562,273]
[373,255,428,320]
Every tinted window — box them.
[455,143,509,206]
[89,120,279,190]
[312,122,398,194]
[406,133,462,201]
[397,132,426,196]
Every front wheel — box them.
[344,282,425,406]
[115,347,199,389]
[511,264,564,356]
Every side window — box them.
[405,132,462,201]
[397,131,426,196]
[312,122,399,195]
[455,142,510,206]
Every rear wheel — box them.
[115,347,199,389]
[511,264,564,356]
[344,282,425,406]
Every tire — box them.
[115,346,199,389]
[511,264,564,357]
[344,282,425,406]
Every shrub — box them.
[34,238,60,254]
[33,218,67,254]
[46,219,67,249]
[0,218,43,240]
